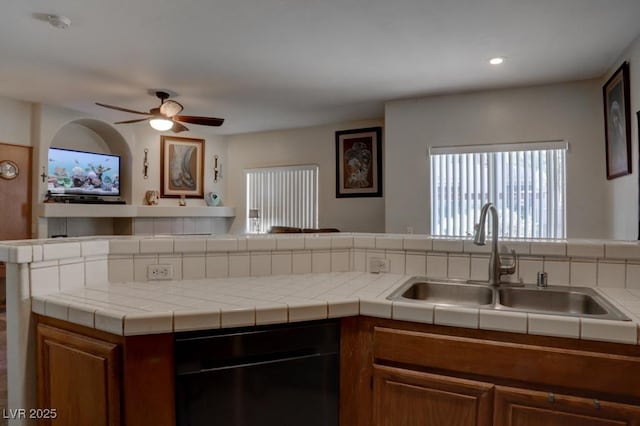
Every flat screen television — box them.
[48,147,120,197]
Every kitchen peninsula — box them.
[3,233,640,425]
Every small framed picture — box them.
[160,136,204,198]
[603,62,631,180]
[335,127,382,198]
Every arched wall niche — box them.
[49,118,132,203]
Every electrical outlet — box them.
[369,258,390,274]
[148,264,173,280]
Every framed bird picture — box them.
[160,136,204,198]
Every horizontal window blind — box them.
[430,142,566,239]
[246,164,319,233]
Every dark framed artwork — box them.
[335,127,382,198]
[603,62,631,180]
[160,136,204,198]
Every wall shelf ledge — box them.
[37,203,235,218]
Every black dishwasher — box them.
[175,319,340,426]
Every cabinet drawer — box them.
[494,385,640,425]
[373,326,640,399]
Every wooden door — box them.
[373,364,494,426]
[37,324,121,426]
[0,142,31,241]
[495,385,640,426]
[0,142,32,280]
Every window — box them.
[430,141,567,239]
[246,164,319,233]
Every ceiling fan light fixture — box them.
[149,118,174,131]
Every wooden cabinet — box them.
[373,365,493,426]
[37,323,120,426]
[36,317,175,426]
[341,317,640,426]
[494,386,640,426]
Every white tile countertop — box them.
[31,272,640,345]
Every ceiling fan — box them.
[96,91,224,132]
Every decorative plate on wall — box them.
[0,160,19,180]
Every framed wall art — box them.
[603,61,631,180]
[335,127,382,198]
[160,136,204,198]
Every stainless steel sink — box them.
[387,277,630,321]
[496,286,629,320]
[387,278,494,307]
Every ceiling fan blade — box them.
[95,102,152,116]
[174,115,224,127]
[114,118,150,124]
[160,100,183,117]
[171,121,189,133]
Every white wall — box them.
[50,122,110,153]
[385,80,608,238]
[0,96,31,147]
[0,74,629,240]
[226,119,385,234]
[28,103,228,207]
[603,33,640,240]
[129,125,227,207]
[23,102,230,237]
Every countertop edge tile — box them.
[220,307,255,328]
[528,313,580,339]
[360,298,392,319]
[479,309,527,334]
[173,309,221,332]
[123,312,174,336]
[580,317,638,345]
[94,309,125,336]
[434,305,479,328]
[392,301,434,324]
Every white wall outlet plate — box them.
[369,258,390,274]
[148,264,174,280]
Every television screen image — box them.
[48,147,120,197]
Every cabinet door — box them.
[495,385,640,426]
[37,324,120,426]
[373,365,494,426]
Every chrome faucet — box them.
[473,202,516,285]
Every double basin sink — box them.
[387,277,630,321]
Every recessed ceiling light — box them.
[489,57,505,65]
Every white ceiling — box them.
[1,0,639,135]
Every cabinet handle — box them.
[594,399,600,410]
[547,393,555,403]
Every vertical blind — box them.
[246,164,319,233]
[430,141,567,239]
